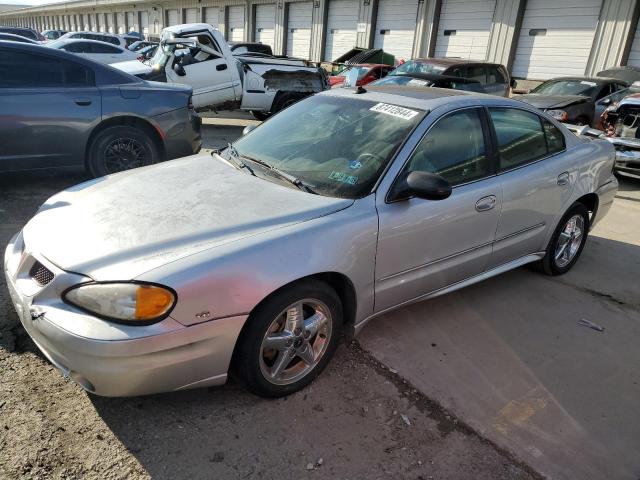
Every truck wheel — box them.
[272,92,303,114]
[87,125,159,178]
[250,111,271,121]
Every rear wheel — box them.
[87,125,159,177]
[233,280,342,398]
[540,203,590,275]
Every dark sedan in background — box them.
[516,76,627,126]
[0,41,201,177]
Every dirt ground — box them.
[0,166,538,480]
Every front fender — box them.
[138,195,378,328]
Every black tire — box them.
[271,92,303,114]
[232,280,342,398]
[87,125,159,178]
[250,110,271,121]
[540,203,590,275]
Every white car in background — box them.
[57,31,125,48]
[46,38,139,65]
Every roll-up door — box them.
[286,1,312,59]
[127,12,136,32]
[228,5,245,41]
[628,27,640,67]
[512,0,601,80]
[141,11,149,36]
[255,4,276,48]
[167,9,180,26]
[185,8,198,24]
[373,0,419,61]
[324,0,358,61]
[204,7,219,27]
[117,12,125,34]
[435,0,496,59]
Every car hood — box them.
[111,59,154,76]
[23,154,353,280]
[516,93,589,109]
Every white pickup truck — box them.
[112,24,328,119]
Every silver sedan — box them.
[4,86,618,398]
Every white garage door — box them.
[287,1,313,58]
[255,4,276,49]
[512,0,601,80]
[185,8,198,24]
[127,11,137,32]
[117,12,125,34]
[204,7,219,28]
[106,14,113,33]
[435,0,496,59]
[228,5,245,41]
[324,0,358,61]
[373,0,419,61]
[626,25,640,67]
[141,11,149,36]
[167,9,180,26]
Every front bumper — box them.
[614,149,640,176]
[4,232,245,397]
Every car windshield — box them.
[391,60,446,76]
[226,95,423,199]
[149,32,193,69]
[338,66,369,79]
[532,80,599,97]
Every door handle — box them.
[557,172,570,186]
[475,195,496,212]
[216,63,228,71]
[74,98,92,106]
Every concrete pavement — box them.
[359,175,640,479]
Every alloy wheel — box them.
[554,214,585,268]
[103,137,149,174]
[259,299,332,385]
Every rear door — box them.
[487,107,573,267]
[0,49,100,171]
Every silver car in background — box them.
[4,86,618,398]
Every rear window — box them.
[391,60,446,76]
[0,50,94,87]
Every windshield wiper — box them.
[223,142,255,176]
[231,149,317,194]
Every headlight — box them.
[63,282,176,324]
[546,109,569,121]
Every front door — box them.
[375,107,501,312]
[0,48,101,171]
[165,34,237,109]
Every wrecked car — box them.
[111,23,328,119]
[598,93,640,176]
[516,77,627,126]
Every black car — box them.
[0,42,201,177]
[516,77,628,126]
[0,26,44,42]
[372,58,513,97]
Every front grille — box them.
[29,261,54,286]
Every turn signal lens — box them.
[135,285,175,320]
[63,282,176,324]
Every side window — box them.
[596,84,613,100]
[91,43,120,54]
[465,66,487,84]
[404,108,490,185]
[489,108,548,170]
[542,120,565,155]
[0,51,93,87]
[487,67,506,84]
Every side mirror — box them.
[173,62,186,77]
[389,171,452,202]
[242,124,257,135]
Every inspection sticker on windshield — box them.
[370,103,419,120]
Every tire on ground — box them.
[540,202,590,276]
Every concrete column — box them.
[220,5,228,39]
[273,0,287,55]
[245,0,252,42]
[485,0,525,69]
[413,0,441,58]
[310,0,328,62]
[586,0,639,74]
[356,0,376,49]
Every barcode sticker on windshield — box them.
[370,103,419,120]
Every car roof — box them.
[543,76,618,84]
[0,32,38,43]
[410,57,504,68]
[65,31,117,36]
[165,23,216,35]
[53,38,124,48]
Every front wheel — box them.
[87,125,159,177]
[233,280,342,397]
[540,203,590,275]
